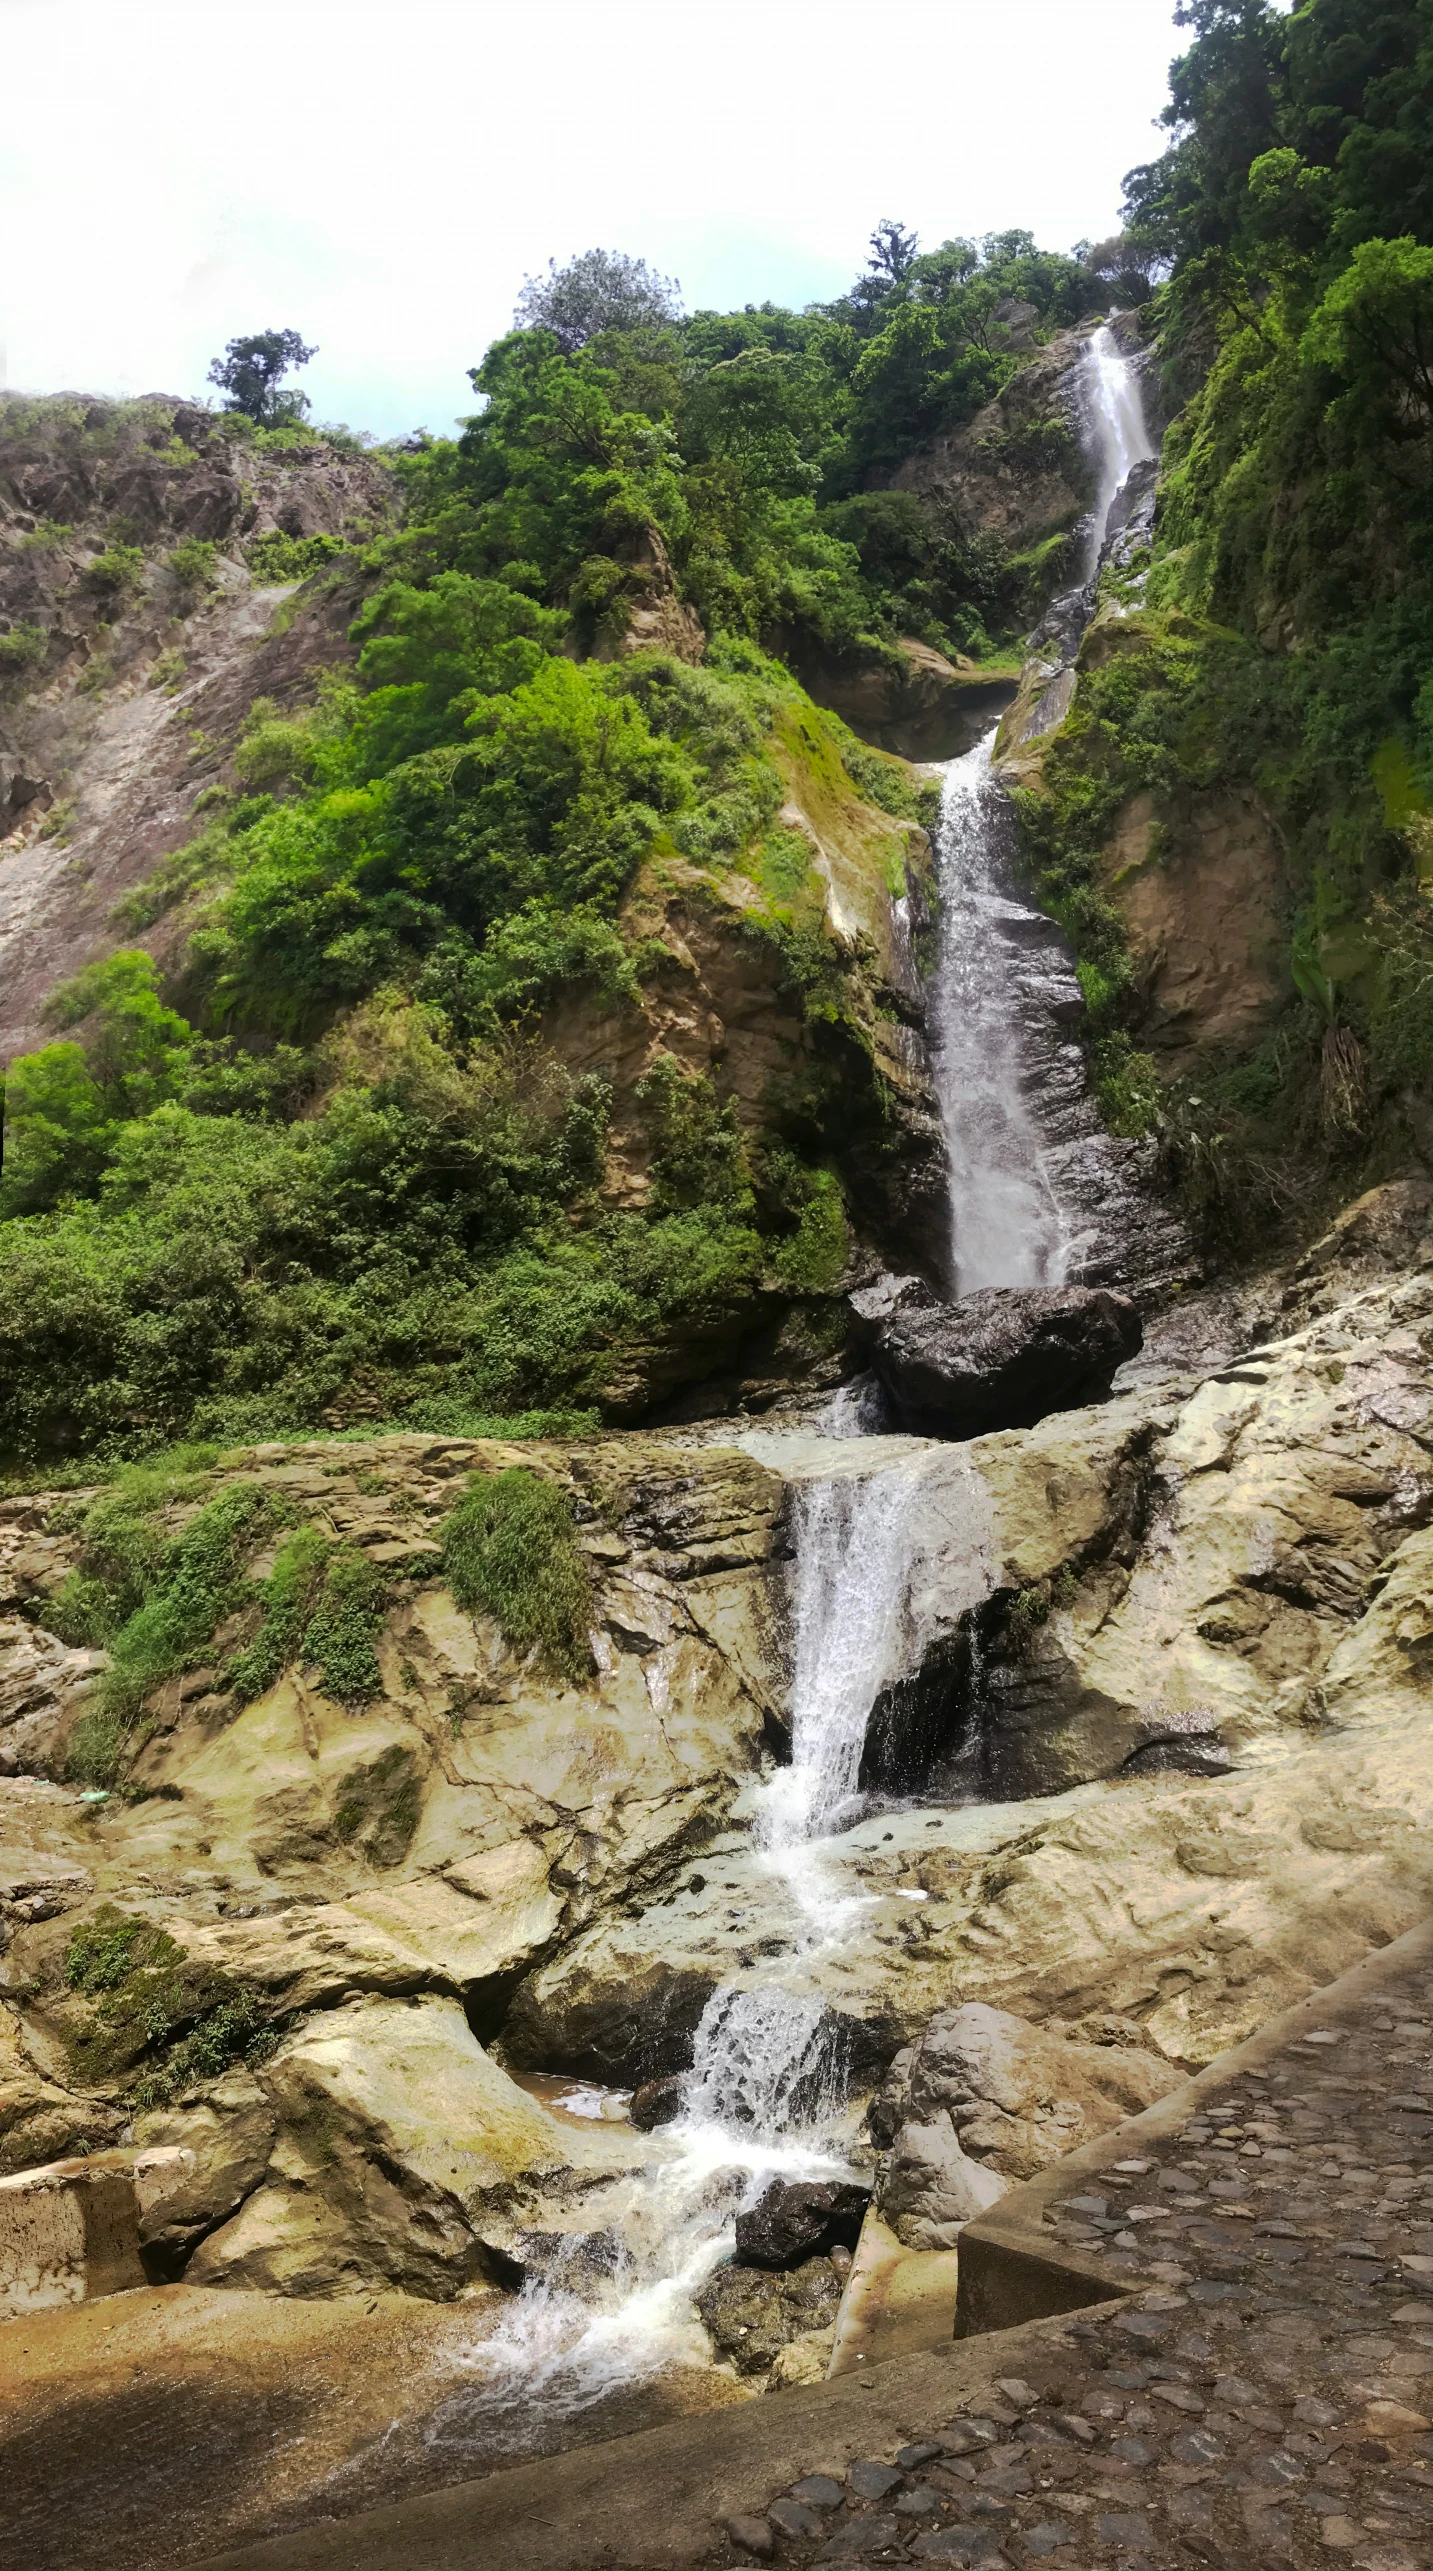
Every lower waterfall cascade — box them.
[448,320,1171,2433]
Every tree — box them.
[513,250,682,353]
[867,219,920,286]
[1302,236,1433,434]
[207,330,318,426]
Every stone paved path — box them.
[728,1962,1433,2570]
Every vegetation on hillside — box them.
[0,224,1112,1466]
[1036,0,1433,1244]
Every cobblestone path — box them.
[727,1967,1433,2570]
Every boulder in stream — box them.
[734,2178,870,2270]
[872,1283,1142,1438]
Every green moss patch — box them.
[63,1904,271,2104]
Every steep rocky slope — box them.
[0,394,396,1061]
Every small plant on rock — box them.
[442,1467,592,1681]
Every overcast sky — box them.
[2,0,1186,442]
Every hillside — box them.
[4,15,1433,2560]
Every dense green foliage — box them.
[442,1467,593,1680]
[1016,0,1433,1241]
[4,220,1110,1464]
[44,1455,395,1785]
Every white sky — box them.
[2,0,1186,442]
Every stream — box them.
[425,320,1159,2448]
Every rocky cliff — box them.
[1,1182,1428,2312]
[0,395,396,1061]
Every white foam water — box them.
[928,732,1075,1295]
[1083,320,1156,574]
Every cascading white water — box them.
[439,323,1164,2444]
[924,324,1158,1301]
[762,1460,935,1846]
[448,1460,937,2427]
[928,733,1075,1296]
[1083,321,1156,575]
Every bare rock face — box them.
[187,1996,570,2299]
[875,2000,1179,2247]
[873,1284,1143,1438]
[794,637,1017,762]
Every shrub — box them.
[442,1467,592,1679]
[84,545,146,603]
[0,624,48,675]
[167,537,218,597]
[247,530,344,584]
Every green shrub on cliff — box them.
[442,1467,592,1681]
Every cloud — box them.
[0,0,1183,434]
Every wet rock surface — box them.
[732,1950,1433,2570]
[736,2180,871,2270]
[873,1288,1143,1439]
[696,2253,846,2376]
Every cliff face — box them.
[0,395,396,1061]
[1,1182,1429,2296]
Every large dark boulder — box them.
[873,1285,1142,1439]
[734,2179,870,2271]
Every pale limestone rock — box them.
[191,1996,569,2298]
[347,1843,563,2001]
[875,1999,1180,2239]
[0,1620,105,1774]
[0,1997,124,2175]
[881,2118,1009,2250]
[132,2067,276,2255]
[1318,1526,1433,1725]
[173,1903,434,2014]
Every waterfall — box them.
[1083,321,1156,574]
[441,322,1171,2439]
[918,319,1188,1306]
[762,1460,935,1844]
[927,733,1076,1296]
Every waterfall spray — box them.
[1083,321,1156,575]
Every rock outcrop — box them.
[872,1285,1143,1438]
[0,394,397,1065]
[0,1200,1429,2302]
[871,1999,1180,2247]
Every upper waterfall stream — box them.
[444,321,1160,2441]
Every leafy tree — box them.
[207,330,318,427]
[1301,235,1433,435]
[513,249,682,352]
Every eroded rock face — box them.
[0,1217,1430,2307]
[873,1285,1143,1438]
[872,1999,1180,2247]
[187,1996,571,2299]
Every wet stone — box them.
[770,2499,826,2537]
[817,2514,899,2553]
[910,2530,1007,2563]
